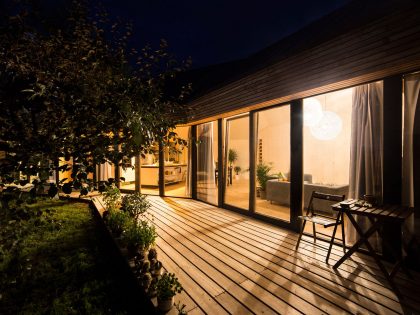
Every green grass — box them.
[0,199,136,314]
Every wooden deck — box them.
[146,196,420,315]
[92,195,420,314]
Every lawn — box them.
[0,198,141,314]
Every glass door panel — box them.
[197,122,218,205]
[303,88,353,238]
[164,126,191,197]
[120,157,136,191]
[224,115,249,210]
[255,106,291,221]
[140,143,160,195]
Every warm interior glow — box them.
[310,110,343,140]
[303,97,323,127]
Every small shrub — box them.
[102,184,121,211]
[123,220,157,252]
[121,193,150,221]
[105,210,130,236]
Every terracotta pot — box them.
[157,296,174,312]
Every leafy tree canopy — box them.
[0,0,191,180]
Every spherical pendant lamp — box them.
[303,98,323,127]
[310,111,342,141]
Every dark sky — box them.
[101,0,350,68]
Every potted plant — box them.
[105,210,130,237]
[228,148,238,167]
[102,184,121,211]
[228,149,238,184]
[256,162,272,199]
[156,272,183,312]
[234,166,241,180]
[121,192,150,221]
[153,260,163,277]
[123,220,157,258]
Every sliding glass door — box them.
[224,115,250,210]
[254,105,291,222]
[196,121,218,205]
[164,126,191,197]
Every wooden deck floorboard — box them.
[91,195,420,314]
[147,196,420,315]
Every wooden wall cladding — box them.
[187,5,420,124]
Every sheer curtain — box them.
[402,73,420,239]
[347,82,383,248]
[197,123,217,204]
[185,128,192,197]
[97,163,113,181]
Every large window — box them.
[224,115,249,210]
[303,82,383,241]
[255,106,290,221]
[197,122,218,205]
[303,88,352,237]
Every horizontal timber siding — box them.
[188,4,420,124]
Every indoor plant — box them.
[228,149,238,184]
[228,148,238,167]
[234,166,241,180]
[256,162,272,199]
[156,272,183,312]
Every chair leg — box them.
[295,220,307,250]
[313,222,316,243]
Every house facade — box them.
[99,0,420,259]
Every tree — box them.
[0,0,191,182]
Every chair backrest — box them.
[307,191,345,217]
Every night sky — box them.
[102,0,351,68]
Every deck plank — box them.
[150,197,401,314]
[91,195,420,314]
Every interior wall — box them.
[303,88,352,185]
[258,106,290,175]
[228,117,249,172]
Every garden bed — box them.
[0,198,149,314]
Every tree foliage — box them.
[0,0,191,179]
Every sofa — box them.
[266,178,348,214]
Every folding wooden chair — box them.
[295,191,346,263]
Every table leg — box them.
[333,213,380,269]
[337,213,402,296]
[326,211,342,264]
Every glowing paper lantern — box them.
[303,98,323,127]
[310,111,342,141]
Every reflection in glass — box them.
[303,88,353,238]
[140,143,160,195]
[224,115,249,210]
[120,157,136,191]
[164,126,191,197]
[197,122,218,204]
[255,106,290,221]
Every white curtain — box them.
[185,128,192,197]
[347,82,383,249]
[403,73,420,207]
[197,123,217,204]
[97,162,113,181]
[402,73,420,238]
